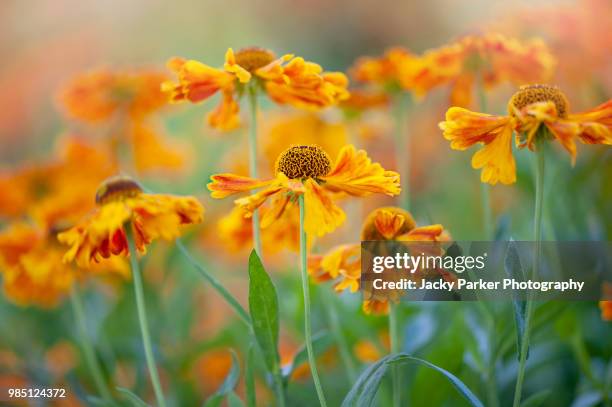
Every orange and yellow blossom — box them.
[415,33,555,107]
[208,145,400,238]
[58,175,204,268]
[58,69,185,173]
[162,47,349,131]
[351,47,423,92]
[308,207,450,315]
[0,222,127,308]
[440,84,612,185]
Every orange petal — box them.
[322,145,401,196]
[207,90,241,131]
[471,120,516,185]
[373,209,406,240]
[570,100,612,145]
[224,48,252,83]
[303,179,346,237]
[207,174,271,199]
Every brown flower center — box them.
[361,207,416,240]
[275,145,332,179]
[234,47,276,72]
[509,84,569,118]
[95,175,143,205]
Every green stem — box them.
[389,303,401,407]
[322,288,357,383]
[512,141,545,407]
[299,194,327,407]
[393,93,411,211]
[126,226,167,407]
[69,285,114,403]
[248,86,263,259]
[175,239,251,325]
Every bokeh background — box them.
[1,0,611,406]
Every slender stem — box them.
[126,226,167,407]
[299,194,327,407]
[175,239,251,325]
[513,141,545,407]
[69,285,114,403]
[389,303,401,407]
[322,288,357,383]
[393,92,411,211]
[248,86,263,259]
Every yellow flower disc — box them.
[95,175,143,205]
[235,47,276,72]
[275,145,332,179]
[509,84,569,118]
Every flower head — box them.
[208,145,400,237]
[440,85,612,184]
[0,222,127,308]
[58,175,204,267]
[163,47,350,131]
[350,47,422,92]
[416,33,555,107]
[308,207,449,315]
[58,69,186,174]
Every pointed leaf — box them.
[248,250,280,373]
[504,239,528,360]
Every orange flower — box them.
[58,69,186,174]
[163,47,349,131]
[308,207,449,315]
[208,145,400,238]
[0,222,127,308]
[416,33,555,107]
[0,136,116,222]
[58,175,204,267]
[351,47,423,92]
[440,84,612,185]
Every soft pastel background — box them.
[1,0,610,406]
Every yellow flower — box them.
[0,223,127,308]
[208,145,400,237]
[58,175,204,268]
[439,84,612,185]
[415,33,555,107]
[308,207,449,315]
[163,47,350,131]
[58,69,186,174]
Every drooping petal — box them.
[440,107,516,185]
[207,90,241,131]
[207,174,273,199]
[321,145,401,196]
[234,175,288,217]
[570,99,612,145]
[373,209,407,240]
[398,224,448,241]
[260,193,291,229]
[162,58,235,103]
[303,179,346,237]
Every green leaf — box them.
[245,344,257,407]
[504,239,528,360]
[116,387,150,407]
[341,354,484,407]
[203,349,241,407]
[520,389,551,407]
[283,331,333,379]
[248,250,280,374]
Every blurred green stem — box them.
[299,194,328,407]
[513,139,545,407]
[248,85,263,259]
[126,226,167,407]
[393,92,412,211]
[477,79,493,239]
[322,288,357,383]
[69,285,114,404]
[176,239,251,325]
[389,303,401,407]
